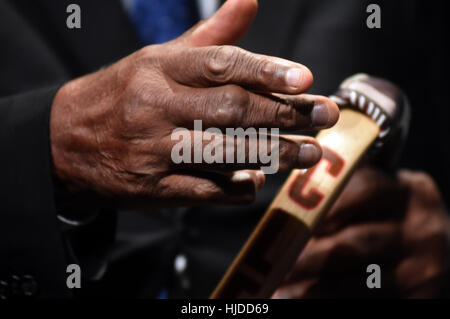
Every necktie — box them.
[130,0,199,45]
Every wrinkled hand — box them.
[50,0,338,207]
[274,167,450,298]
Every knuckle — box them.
[407,171,442,205]
[214,85,248,124]
[423,218,448,242]
[120,157,163,195]
[222,85,249,108]
[277,140,298,170]
[204,46,240,82]
[413,171,433,186]
[423,260,445,282]
[254,58,277,85]
[405,171,433,189]
[122,175,145,196]
[343,227,361,242]
[418,173,438,192]
[134,45,162,67]
[274,101,297,129]
[125,71,165,109]
[326,237,341,255]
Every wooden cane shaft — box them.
[211,109,380,298]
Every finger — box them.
[272,278,318,299]
[166,130,322,173]
[398,169,444,208]
[170,85,339,131]
[285,222,402,282]
[118,169,266,208]
[165,46,313,94]
[183,0,258,47]
[316,166,408,236]
[275,275,367,299]
[394,254,445,298]
[276,271,397,298]
[229,169,266,192]
[156,169,264,206]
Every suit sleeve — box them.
[0,87,72,298]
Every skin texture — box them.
[50,0,339,207]
[273,167,450,298]
[50,0,450,297]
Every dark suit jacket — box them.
[0,0,448,298]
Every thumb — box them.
[185,0,258,47]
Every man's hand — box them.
[50,0,339,207]
[273,167,450,298]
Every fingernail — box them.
[286,68,303,89]
[311,103,330,128]
[231,172,252,183]
[255,171,265,191]
[298,143,321,166]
